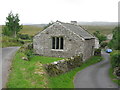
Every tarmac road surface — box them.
[74,51,118,88]
[2,47,20,88]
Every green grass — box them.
[109,68,120,86]
[7,52,63,88]
[48,56,103,88]
[82,25,116,35]
[2,36,22,48]
[32,55,63,64]
[19,25,43,36]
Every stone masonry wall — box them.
[33,22,84,58]
[83,39,95,61]
[44,54,83,76]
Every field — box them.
[82,25,116,35]
[0,24,116,48]
[19,25,43,36]
[0,25,43,36]
[20,25,116,36]
[1,24,116,37]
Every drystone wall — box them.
[44,54,83,76]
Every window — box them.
[52,37,64,49]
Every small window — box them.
[52,37,55,49]
[60,37,64,49]
[52,37,64,49]
[56,37,59,49]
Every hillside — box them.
[0,25,2,34]
[81,25,116,35]
[19,25,43,36]
[78,22,117,26]
[1,22,117,36]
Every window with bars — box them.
[52,37,64,49]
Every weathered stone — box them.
[22,57,28,61]
[44,55,83,76]
[33,21,95,61]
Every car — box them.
[106,49,112,53]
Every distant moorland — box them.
[82,25,116,35]
[0,22,117,36]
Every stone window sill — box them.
[51,49,64,51]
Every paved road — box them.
[74,51,118,88]
[2,47,20,88]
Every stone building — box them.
[33,21,95,61]
[94,37,100,49]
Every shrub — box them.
[17,33,30,40]
[94,48,101,56]
[114,67,120,77]
[28,43,33,50]
[25,50,34,60]
[18,43,34,60]
[93,31,107,43]
[17,39,25,44]
[110,51,120,68]
[100,41,108,48]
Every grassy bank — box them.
[7,50,102,88]
[2,36,23,48]
[109,68,120,86]
[48,56,103,88]
[109,50,120,86]
[7,52,63,88]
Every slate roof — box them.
[60,22,95,39]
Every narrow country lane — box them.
[2,47,20,88]
[74,51,118,88]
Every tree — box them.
[108,27,120,50]
[93,31,107,44]
[2,11,23,37]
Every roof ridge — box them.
[61,22,95,39]
[60,22,85,39]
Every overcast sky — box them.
[0,0,119,25]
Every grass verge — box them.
[109,68,120,86]
[2,36,22,48]
[48,56,103,88]
[7,52,63,88]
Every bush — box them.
[114,67,120,77]
[28,43,33,50]
[100,41,108,48]
[108,27,120,50]
[93,31,107,43]
[25,50,34,60]
[17,39,25,44]
[17,33,30,40]
[110,51,120,68]
[18,43,34,60]
[94,48,101,56]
